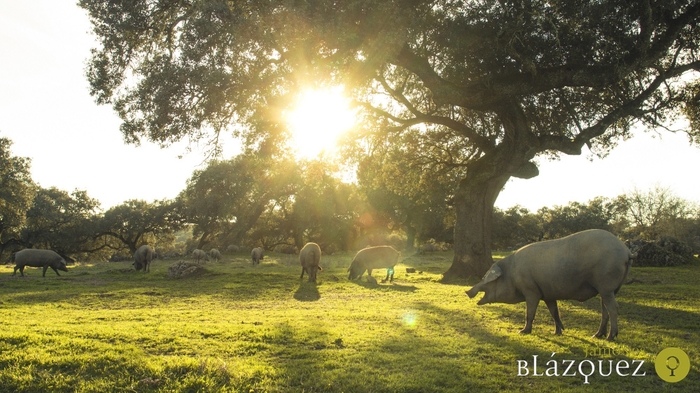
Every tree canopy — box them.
[0,136,35,256]
[177,154,298,249]
[101,199,183,253]
[81,0,700,278]
[22,187,104,260]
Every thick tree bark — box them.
[196,231,211,251]
[444,174,510,280]
[444,101,539,280]
[405,225,417,251]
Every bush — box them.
[629,237,693,267]
[167,260,207,278]
[657,236,693,259]
[386,233,406,251]
[273,244,297,254]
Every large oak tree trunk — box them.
[443,101,540,280]
[196,230,212,251]
[405,225,417,252]
[444,174,510,280]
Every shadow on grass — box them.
[350,279,418,292]
[294,281,321,302]
[265,300,595,392]
[528,275,700,334]
[0,261,303,305]
[583,297,700,331]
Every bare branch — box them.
[540,60,700,155]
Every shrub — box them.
[629,237,693,267]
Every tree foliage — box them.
[100,199,183,254]
[353,130,458,249]
[492,205,542,249]
[615,186,699,241]
[286,160,361,252]
[0,136,35,258]
[178,154,299,250]
[538,197,621,239]
[21,187,103,260]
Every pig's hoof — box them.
[554,324,564,335]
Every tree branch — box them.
[392,3,700,111]
[540,60,700,155]
[355,99,494,152]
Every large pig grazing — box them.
[133,245,154,272]
[192,249,208,263]
[209,248,222,262]
[251,247,264,265]
[348,245,400,283]
[12,249,69,277]
[299,242,323,283]
[466,229,633,341]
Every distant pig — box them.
[192,249,208,263]
[12,249,69,277]
[251,247,264,265]
[209,248,222,262]
[299,242,323,283]
[466,229,633,341]
[133,245,154,272]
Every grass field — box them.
[0,251,698,392]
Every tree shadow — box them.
[350,279,418,292]
[261,301,531,392]
[294,281,321,302]
[0,262,304,304]
[577,296,700,331]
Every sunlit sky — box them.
[286,87,356,159]
[1,1,699,212]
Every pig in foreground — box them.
[299,242,323,282]
[251,247,264,265]
[466,229,633,341]
[12,249,69,277]
[133,245,154,272]
[348,245,400,283]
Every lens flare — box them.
[286,86,356,159]
[402,311,418,328]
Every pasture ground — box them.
[0,251,698,392]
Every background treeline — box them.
[2,135,699,263]
[492,191,700,251]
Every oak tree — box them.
[0,136,35,259]
[100,199,183,254]
[81,0,700,278]
[178,154,297,249]
[22,187,103,260]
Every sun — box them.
[286,86,356,159]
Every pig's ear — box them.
[481,265,502,283]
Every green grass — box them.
[0,251,698,392]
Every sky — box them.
[1,1,700,213]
